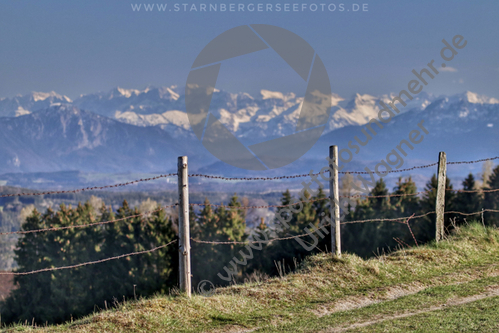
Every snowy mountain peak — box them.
[112,87,140,98]
[344,93,377,112]
[156,86,180,100]
[262,89,283,100]
[432,91,499,109]
[330,93,344,106]
[32,91,72,103]
[354,93,376,103]
[462,91,499,104]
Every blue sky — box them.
[0,0,497,100]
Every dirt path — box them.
[311,266,499,319]
[209,266,499,333]
[310,282,427,318]
[324,285,499,332]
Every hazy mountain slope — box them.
[0,105,205,174]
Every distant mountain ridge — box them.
[0,86,437,143]
[0,88,496,181]
[0,91,72,117]
[0,104,207,174]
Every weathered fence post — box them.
[177,156,191,297]
[329,145,341,257]
[435,151,447,242]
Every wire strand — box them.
[0,173,177,198]
[446,188,499,194]
[0,240,177,276]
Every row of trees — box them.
[2,164,499,325]
[2,201,178,325]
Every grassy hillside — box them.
[3,222,499,332]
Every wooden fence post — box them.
[177,156,191,297]
[435,151,447,242]
[329,145,341,257]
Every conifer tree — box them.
[191,195,247,286]
[263,190,323,275]
[1,208,54,323]
[343,178,393,257]
[191,197,218,287]
[391,177,420,216]
[454,173,481,220]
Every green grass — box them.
[2,222,499,332]
[255,275,499,332]
[353,296,499,332]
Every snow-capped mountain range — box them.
[0,86,442,143]
[0,87,496,183]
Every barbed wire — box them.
[0,204,179,236]
[5,188,498,236]
[404,214,418,246]
[3,208,498,274]
[187,163,440,179]
[0,240,177,276]
[190,225,334,245]
[444,209,499,216]
[189,197,329,210]
[447,156,499,165]
[189,190,434,210]
[339,163,439,175]
[0,173,177,198]
[446,188,499,194]
[340,211,436,224]
[190,208,499,245]
[0,157,496,198]
[341,190,432,200]
[190,212,435,245]
[185,156,498,180]
[188,173,315,181]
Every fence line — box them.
[189,196,329,209]
[2,208,498,275]
[445,209,499,216]
[190,208,499,245]
[0,239,177,276]
[1,153,498,286]
[0,173,178,198]
[187,191,427,210]
[447,188,499,194]
[186,156,499,179]
[0,156,496,198]
[447,156,499,165]
[2,188,497,237]
[341,191,430,199]
[189,188,499,210]
[190,231,328,245]
[190,211,437,245]
[339,211,436,225]
[187,163,440,178]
